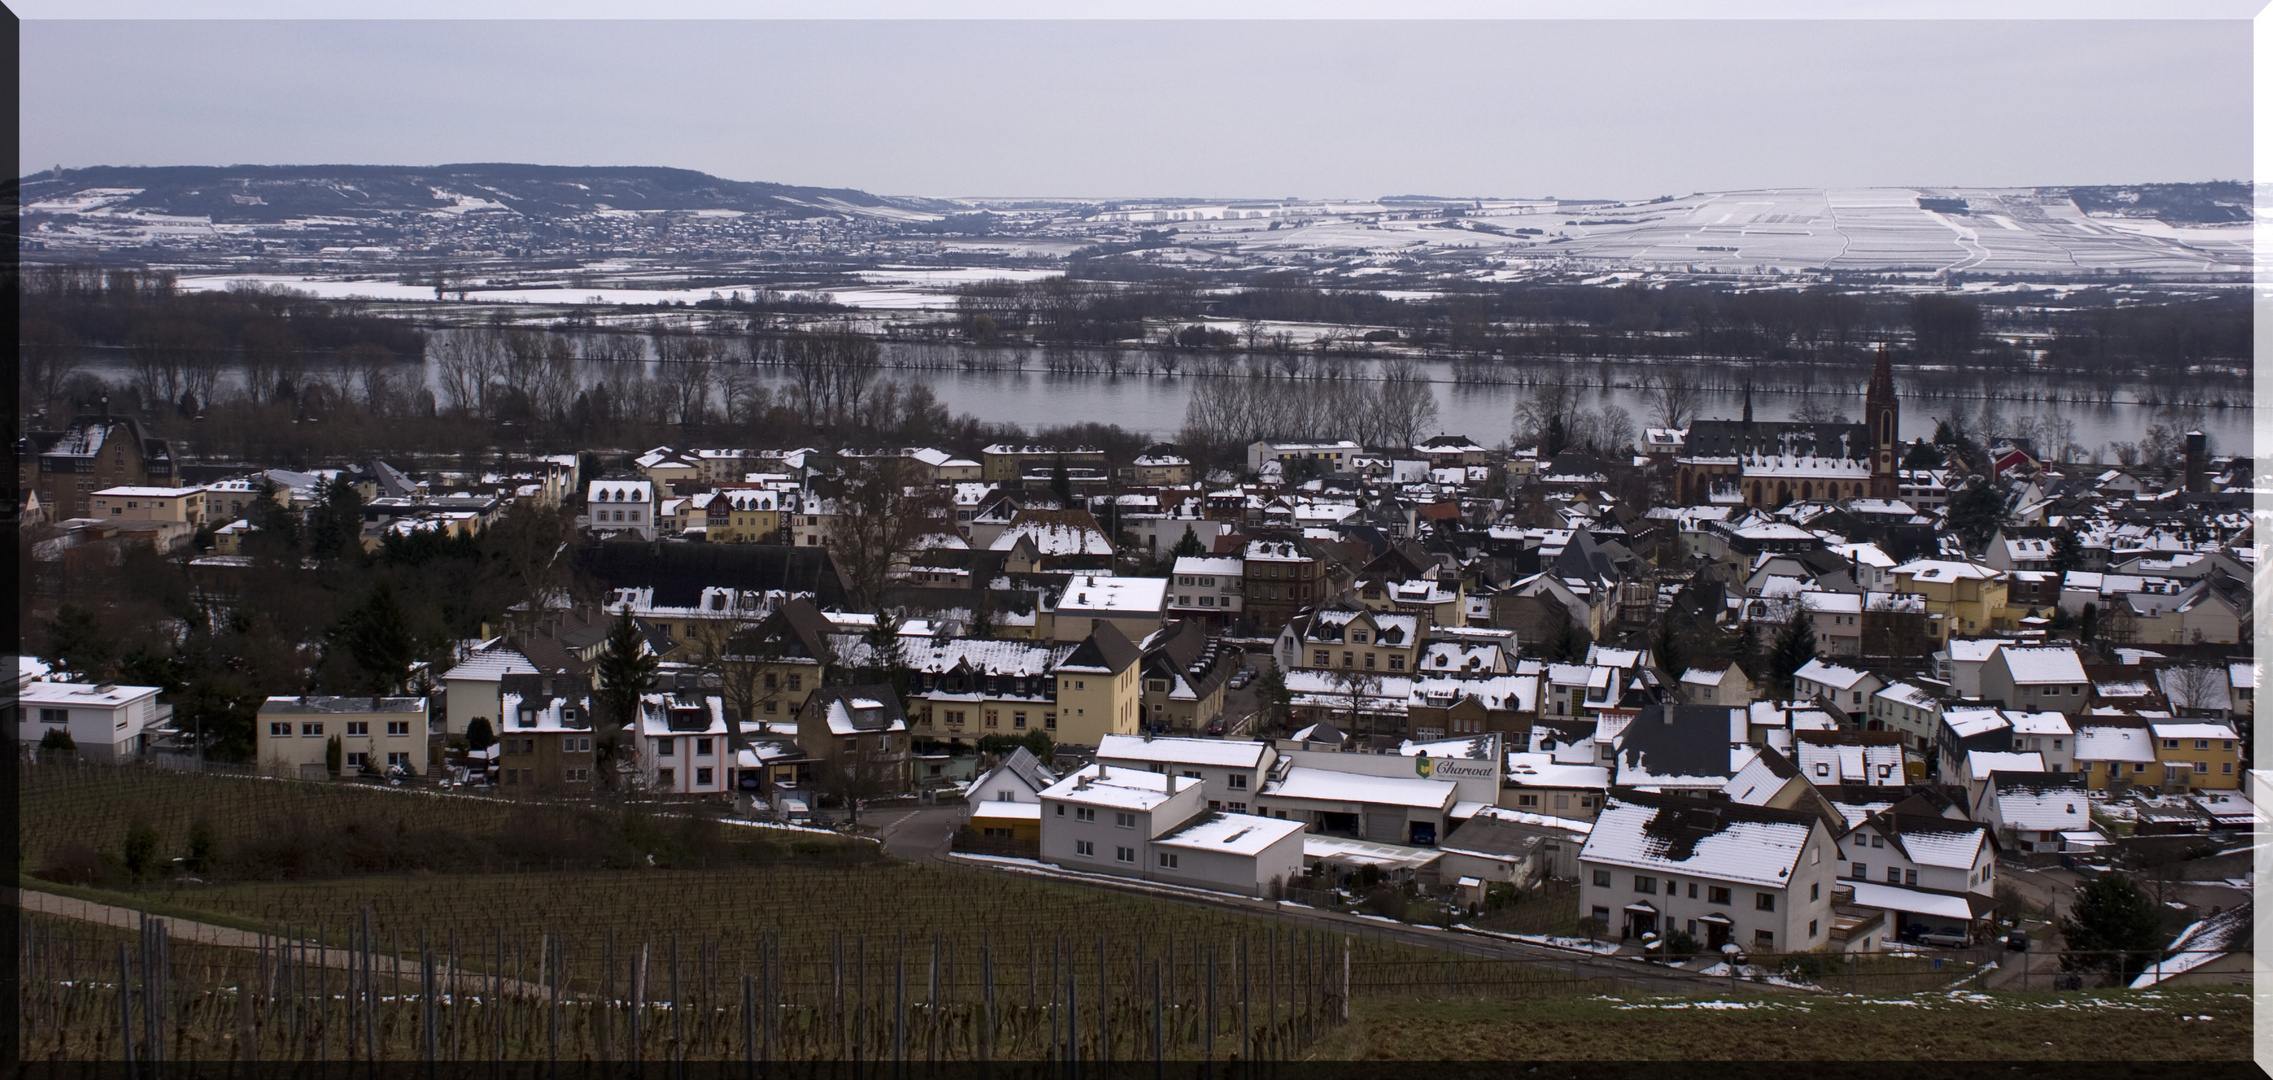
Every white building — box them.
[19,682,168,763]
[1578,793,1842,954]
[633,692,734,795]
[1094,734,1275,814]
[586,479,657,540]
[1052,575,1169,645]
[1168,556,1245,621]
[1979,647,2090,715]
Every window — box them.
[696,767,714,785]
[1075,840,1094,857]
[2223,740,2234,750]
[1593,869,1612,888]
[1518,794,1540,808]
[1810,883,1819,901]
[1013,711,1027,730]
[386,721,410,736]
[2224,762,2234,774]
[1754,930,1774,949]
[386,752,411,769]
[697,737,713,756]
[1228,774,1248,790]
[2196,739,2210,750]
[1314,651,1331,667]
[1076,807,1095,822]
[659,739,675,756]
[1114,812,1136,828]
[1556,794,1574,810]
[1227,802,1246,813]
[658,768,675,785]
[1851,863,1868,881]
[269,721,291,737]
[1116,846,1136,863]
[2196,761,2209,773]
[1755,893,1776,912]
[1687,883,1698,899]
[1871,835,1884,848]
[1904,869,1918,886]
[347,721,370,736]
[345,751,368,769]
[1633,876,1657,894]
[985,710,999,729]
[1055,805,1065,816]
[786,674,802,691]
[566,768,590,783]
[301,722,324,737]
[1886,867,1902,884]
[1808,920,1819,939]
[1159,852,1179,868]
[1708,886,1731,905]
[1044,713,1057,730]
[1342,652,1354,667]
[2163,739,2179,749]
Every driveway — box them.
[863,802,964,862]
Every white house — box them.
[1866,681,1943,753]
[1792,660,1883,720]
[633,692,733,795]
[1979,647,2091,715]
[1147,811,1307,898]
[1168,556,1245,622]
[440,643,539,737]
[19,682,167,763]
[1679,663,1753,708]
[1578,793,1842,954]
[1095,734,1275,815]
[586,479,657,540]
[2005,711,2075,774]
[1938,639,2004,698]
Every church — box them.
[1673,349,1900,509]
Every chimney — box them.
[1166,773,1178,795]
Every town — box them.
[19,334,2254,1017]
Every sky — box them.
[19,17,2253,200]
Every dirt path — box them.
[14,887,549,998]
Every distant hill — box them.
[15,163,954,223]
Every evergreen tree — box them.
[862,611,912,700]
[245,479,302,556]
[307,475,367,561]
[1172,525,1206,558]
[1945,478,2005,549]
[327,581,415,694]
[1050,457,1075,507]
[1651,619,1688,679]
[2049,526,2084,576]
[2058,873,2166,981]
[1253,665,1292,731]
[594,610,660,730]
[464,716,496,753]
[1768,618,1818,697]
[43,604,114,681]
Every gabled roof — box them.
[2130,902,2254,988]
[1057,621,1141,674]
[1580,791,1824,889]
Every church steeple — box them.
[1740,380,1754,425]
[1865,344,1899,499]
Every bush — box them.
[464,716,495,752]
[1363,886,1408,921]
[121,821,161,881]
[1777,954,1828,980]
[36,842,115,888]
[38,729,76,752]
[1663,930,1700,961]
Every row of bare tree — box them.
[1176,356,1441,463]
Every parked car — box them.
[1229,669,1255,690]
[1917,927,1971,948]
[2005,932,2031,952]
[1205,719,1226,736]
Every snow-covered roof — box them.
[443,646,539,683]
[1172,556,1243,577]
[1096,733,1269,770]
[1794,659,1874,691]
[2129,902,2254,989]
[1994,787,2090,831]
[2148,721,2240,741]
[1846,880,1978,922]
[1942,707,2011,739]
[1056,575,1169,614]
[1994,647,2088,685]
[1262,766,1458,810]
[1152,812,1306,856]
[1040,763,1185,812]
[1501,751,1611,790]
[1965,750,2046,779]
[2074,725,2158,763]
[1579,798,1816,889]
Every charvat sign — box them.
[1413,755,1496,781]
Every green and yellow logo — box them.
[1414,754,1433,778]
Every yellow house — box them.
[90,486,207,526]
[968,801,1042,842]
[2149,721,2243,791]
[256,695,428,780]
[1281,607,1425,677]
[722,490,787,543]
[1887,559,2009,639]
[1051,623,1143,748]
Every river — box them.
[74,343,2251,458]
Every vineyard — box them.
[18,761,2066,1063]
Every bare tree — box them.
[1332,668,1385,736]
[19,318,81,415]
[831,457,952,609]
[2162,664,2226,717]
[1645,366,1702,430]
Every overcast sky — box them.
[20,19,2251,199]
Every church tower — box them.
[1865,345,1899,500]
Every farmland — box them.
[1308,989,2254,1061]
